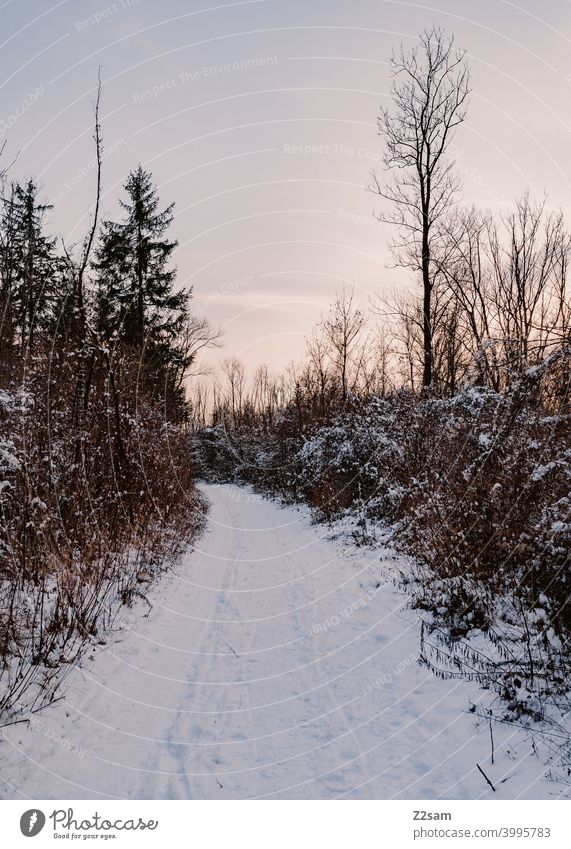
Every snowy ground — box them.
[0,484,563,800]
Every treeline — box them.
[193,28,571,750]
[0,111,214,720]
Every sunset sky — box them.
[2,0,570,375]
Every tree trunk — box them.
[422,220,432,389]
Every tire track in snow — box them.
[0,483,557,800]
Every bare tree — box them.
[488,193,570,376]
[221,356,246,426]
[176,313,221,389]
[438,195,570,389]
[373,27,470,389]
[63,67,103,337]
[251,363,281,430]
[60,71,104,449]
[188,378,211,430]
[437,207,500,389]
[320,286,367,400]
[305,331,334,415]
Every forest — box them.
[0,86,217,722]
[0,24,569,785]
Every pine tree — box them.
[95,165,188,346]
[0,184,17,360]
[94,165,192,415]
[0,179,57,353]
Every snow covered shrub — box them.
[404,353,571,723]
[192,422,249,483]
[296,398,403,520]
[0,161,214,724]
[199,349,570,730]
[0,351,204,724]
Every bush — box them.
[194,352,571,733]
[0,347,205,723]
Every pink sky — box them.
[2,0,570,376]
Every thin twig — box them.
[477,762,496,792]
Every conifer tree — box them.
[95,165,188,348]
[0,179,57,353]
[94,165,191,415]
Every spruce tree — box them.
[94,165,191,417]
[0,179,57,353]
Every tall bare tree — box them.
[373,27,470,389]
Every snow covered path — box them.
[0,484,557,799]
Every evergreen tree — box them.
[95,165,188,348]
[94,165,192,416]
[0,179,57,353]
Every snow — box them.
[532,462,558,482]
[0,484,563,800]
